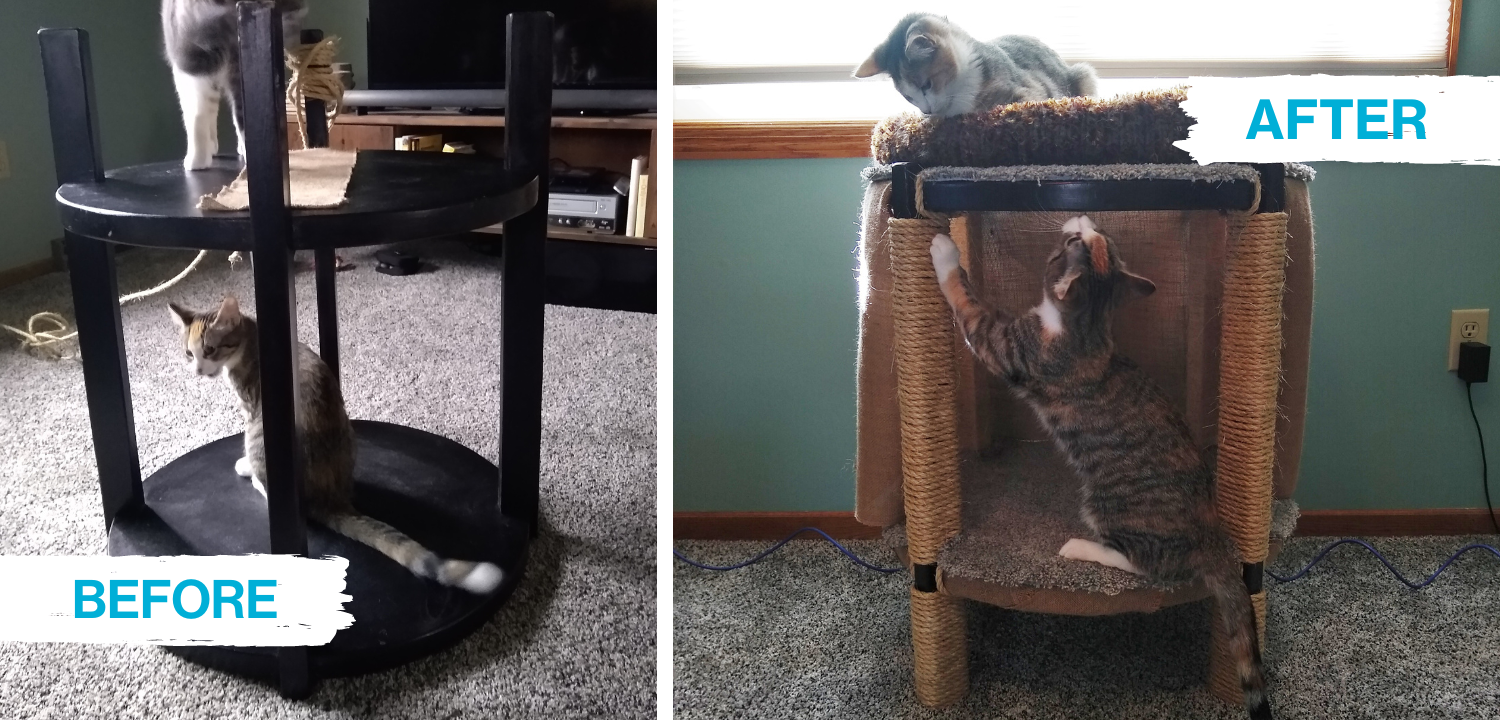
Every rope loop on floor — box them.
[1,312,78,359]
[2,250,209,360]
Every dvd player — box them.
[548,192,625,234]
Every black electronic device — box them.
[547,170,626,234]
[375,249,422,276]
[363,0,656,113]
[1459,341,1490,384]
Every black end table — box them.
[39,3,554,698]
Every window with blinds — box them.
[675,0,1459,120]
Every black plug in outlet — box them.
[1458,341,1490,384]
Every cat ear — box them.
[905,34,936,62]
[214,295,241,325]
[168,302,194,328]
[1115,271,1157,303]
[1051,268,1083,301]
[854,47,885,78]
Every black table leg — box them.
[38,28,144,532]
[65,235,144,531]
[314,248,339,376]
[295,29,339,379]
[38,29,103,186]
[499,12,552,537]
[241,0,311,698]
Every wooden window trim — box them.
[674,120,875,161]
[1448,0,1464,76]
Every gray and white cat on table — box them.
[856,13,1097,116]
[161,0,308,170]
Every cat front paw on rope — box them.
[929,233,961,281]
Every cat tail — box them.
[1066,63,1098,97]
[1204,564,1273,720]
[314,511,505,594]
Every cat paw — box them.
[250,476,267,498]
[234,457,253,477]
[1058,538,1141,574]
[1058,538,1094,562]
[183,148,214,171]
[930,233,960,279]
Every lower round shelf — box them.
[107,420,529,681]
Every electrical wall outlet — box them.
[1448,309,1489,371]
[0,140,11,180]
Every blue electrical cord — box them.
[675,528,1500,589]
[1264,537,1500,588]
[673,526,902,573]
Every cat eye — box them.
[184,350,192,358]
[203,345,216,357]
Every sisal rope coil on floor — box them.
[910,585,969,707]
[888,216,961,566]
[285,36,344,151]
[2,249,209,360]
[1214,211,1287,565]
[1208,590,1270,705]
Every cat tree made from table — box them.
[855,90,1315,708]
[40,3,553,698]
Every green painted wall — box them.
[675,158,869,511]
[0,1,182,274]
[303,0,367,74]
[1293,162,1500,509]
[674,2,1500,512]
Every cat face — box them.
[1045,216,1156,315]
[168,296,248,377]
[854,14,969,116]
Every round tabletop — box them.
[55,151,537,251]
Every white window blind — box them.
[676,0,1455,84]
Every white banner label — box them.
[1176,75,1500,165]
[0,555,353,645]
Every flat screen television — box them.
[360,0,656,113]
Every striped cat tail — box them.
[1204,566,1273,719]
[315,511,505,594]
[1067,63,1098,97]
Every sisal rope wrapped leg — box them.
[910,585,968,706]
[1208,211,1286,705]
[888,215,968,707]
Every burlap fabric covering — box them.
[198,148,357,211]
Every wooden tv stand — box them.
[286,111,657,246]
